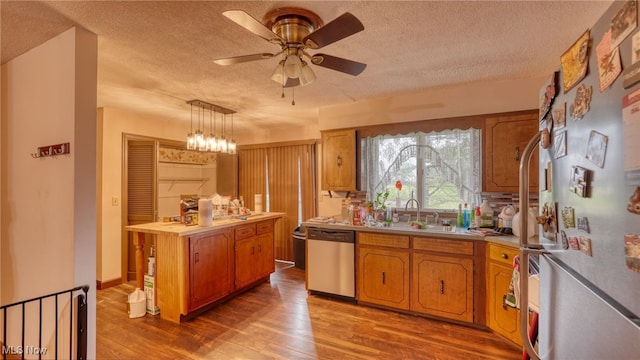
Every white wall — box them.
[1,27,97,358]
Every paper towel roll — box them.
[198,198,212,227]
[254,194,262,213]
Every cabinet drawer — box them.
[358,232,409,249]
[489,243,519,266]
[413,237,473,255]
[235,224,256,240]
[256,219,274,235]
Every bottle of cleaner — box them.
[457,203,463,228]
[469,203,475,227]
[474,206,481,228]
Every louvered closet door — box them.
[126,139,157,281]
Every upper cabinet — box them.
[321,129,358,191]
[483,111,539,193]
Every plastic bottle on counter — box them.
[392,208,399,223]
[469,203,475,227]
[457,203,463,228]
[479,200,494,228]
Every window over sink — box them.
[361,128,481,211]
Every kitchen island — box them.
[126,212,284,323]
[303,220,524,343]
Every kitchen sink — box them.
[389,222,458,233]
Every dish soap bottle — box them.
[457,203,463,228]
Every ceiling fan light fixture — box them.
[284,53,302,78]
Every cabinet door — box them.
[321,129,357,191]
[357,247,410,310]
[234,237,255,289]
[412,253,473,322]
[255,233,275,279]
[484,112,539,192]
[189,230,231,311]
[487,244,522,345]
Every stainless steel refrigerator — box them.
[518,1,640,359]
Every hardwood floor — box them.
[97,262,521,359]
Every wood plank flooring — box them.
[97,262,521,359]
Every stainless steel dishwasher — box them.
[307,227,356,301]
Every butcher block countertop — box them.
[126,212,285,236]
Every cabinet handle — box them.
[501,253,508,259]
[440,280,445,294]
[515,146,520,161]
[381,271,386,285]
[502,294,508,310]
[337,155,342,167]
[251,246,255,255]
[195,252,199,263]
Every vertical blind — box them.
[238,141,316,261]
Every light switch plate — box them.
[112,196,120,206]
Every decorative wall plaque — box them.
[561,30,590,93]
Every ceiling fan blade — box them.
[303,13,364,49]
[213,53,276,66]
[311,54,367,76]
[223,10,285,46]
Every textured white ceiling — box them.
[1,1,614,134]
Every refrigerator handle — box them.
[518,130,541,249]
[518,130,542,360]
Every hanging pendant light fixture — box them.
[218,113,228,153]
[186,100,236,153]
[195,105,206,152]
[228,114,237,154]
[206,107,218,152]
[186,103,196,150]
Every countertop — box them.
[301,220,521,248]
[126,212,285,237]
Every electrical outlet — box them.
[112,196,120,206]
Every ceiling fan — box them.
[213,7,366,87]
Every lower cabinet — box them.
[357,232,410,310]
[411,253,474,322]
[411,237,474,322]
[235,219,275,289]
[358,247,410,310]
[188,229,233,311]
[487,243,522,345]
[357,233,476,323]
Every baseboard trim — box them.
[97,278,122,290]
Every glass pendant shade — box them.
[299,61,316,86]
[187,132,196,150]
[271,60,286,84]
[284,54,302,78]
[228,139,237,154]
[206,134,218,152]
[218,137,228,153]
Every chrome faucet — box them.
[433,211,440,225]
[405,190,421,222]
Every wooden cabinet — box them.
[321,129,357,191]
[483,111,539,193]
[235,219,275,289]
[188,229,233,311]
[487,243,522,346]
[411,237,474,322]
[357,232,410,310]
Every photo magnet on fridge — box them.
[578,236,593,256]
[623,233,640,272]
[627,186,640,214]
[562,207,576,228]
